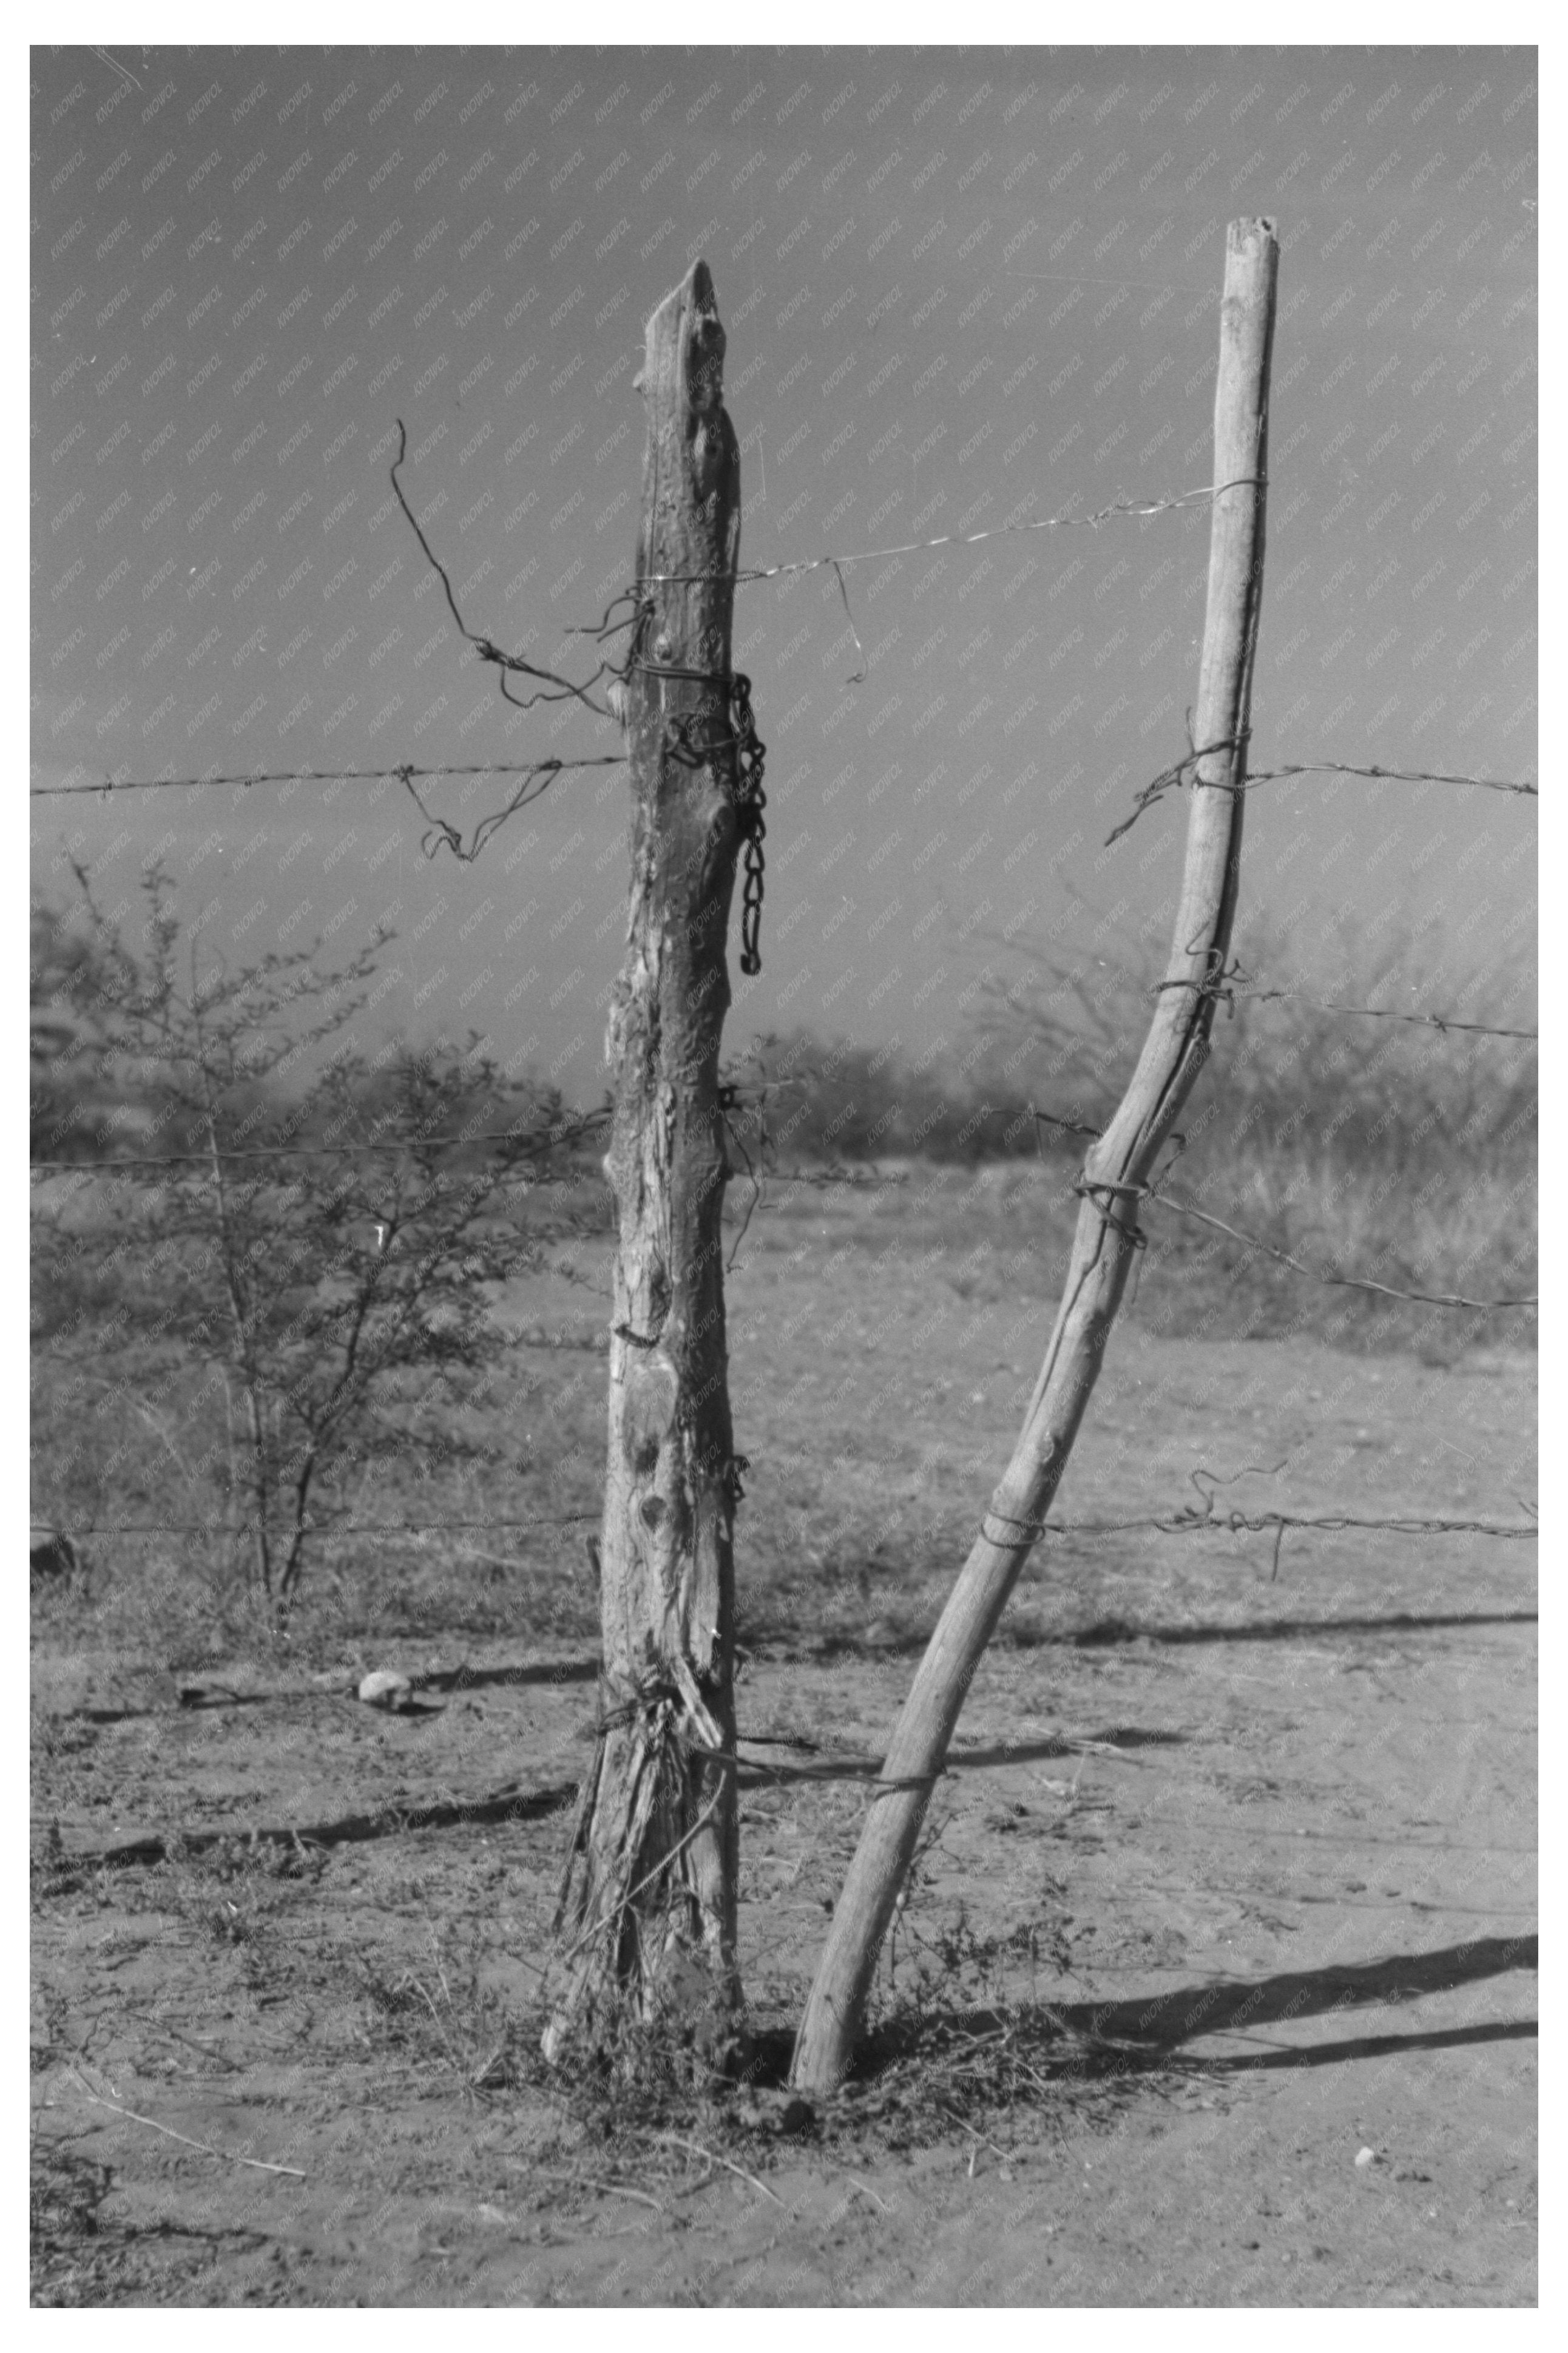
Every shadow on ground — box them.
[822,1932,1543,2085]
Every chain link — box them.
[728,672,767,978]
[629,642,769,978]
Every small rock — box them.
[30,1528,78,1582]
[357,1669,414,1711]
[1354,2145,1377,2170]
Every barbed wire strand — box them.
[30,1156,891,1194]
[49,1502,1534,1545]
[33,743,1535,862]
[1019,1118,1535,1317]
[39,478,1246,808]
[641,477,1263,589]
[1248,759,1537,799]
[1126,1179,1537,1316]
[49,1516,599,1537]
[1107,742,1535,846]
[1150,972,1536,1041]
[28,1115,610,1173]
[25,1078,828,1174]
[30,755,626,802]
[29,416,1538,1608]
[984,1501,1536,1543]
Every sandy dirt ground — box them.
[32,1190,1536,2305]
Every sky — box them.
[31,41,1537,1100]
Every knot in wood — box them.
[687,318,726,417]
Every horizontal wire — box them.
[53,1515,598,1537]
[28,1122,607,1171]
[1248,759,1536,800]
[28,1085,795,1172]
[1221,988,1533,1041]
[27,1138,867,1182]
[1140,1182,1536,1315]
[30,756,626,801]
[35,750,1531,813]
[986,1505,1536,1543]
[52,1502,1535,1545]
[1023,1108,1535,1316]
[1146,973,1536,1040]
[1105,742,1535,847]
[641,477,1257,589]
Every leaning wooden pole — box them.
[547,260,748,2070]
[791,216,1279,2094]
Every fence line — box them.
[32,1128,1531,1319]
[1146,973,1535,1040]
[1248,759,1536,799]
[25,1082,837,1174]
[35,441,1535,886]
[985,1484,1537,1546]
[44,1503,1537,1546]
[28,1113,610,1173]
[35,757,1537,870]
[29,333,1537,1705]
[30,736,1535,896]
[1230,993,1535,1040]
[30,753,626,802]
[1106,742,1533,845]
[1004,1108,1531,1318]
[33,402,1536,1479]
[1131,1180,1536,1316]
[48,1515,598,1537]
[35,414,1536,926]
[644,478,1260,589]
[32,1131,1530,1318]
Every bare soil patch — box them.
[32,1177,1536,2304]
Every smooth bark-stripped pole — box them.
[547,259,748,2065]
[791,217,1279,2094]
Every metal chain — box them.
[728,672,767,977]
[631,649,768,977]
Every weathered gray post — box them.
[791,216,1280,2094]
[548,260,749,2068]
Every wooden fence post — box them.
[547,259,749,2067]
[790,216,1279,2095]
